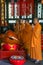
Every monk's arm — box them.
[33,25,41,39]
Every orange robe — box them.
[25,23,32,55]
[17,23,25,44]
[30,22,42,60]
[20,23,32,55]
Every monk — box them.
[18,19,26,45]
[22,20,32,56]
[30,18,42,63]
[19,20,32,56]
[25,20,32,56]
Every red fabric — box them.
[20,1,26,16]
[0,50,25,60]
[11,3,14,16]
[41,45,43,50]
[10,0,34,16]
[2,44,19,51]
[41,34,43,50]
[17,0,34,16]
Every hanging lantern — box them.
[41,0,43,4]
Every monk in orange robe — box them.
[19,20,32,56]
[30,18,42,63]
[13,20,20,39]
[22,20,32,55]
[18,19,26,45]
[24,21,32,56]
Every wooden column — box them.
[1,0,5,26]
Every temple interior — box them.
[0,0,43,65]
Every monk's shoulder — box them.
[38,23,41,29]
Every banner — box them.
[11,0,14,16]
[11,0,34,16]
[20,1,26,16]
[17,0,34,16]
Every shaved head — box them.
[33,18,39,24]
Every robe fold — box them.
[24,23,32,55]
[19,23,32,55]
[30,22,42,60]
[17,23,25,44]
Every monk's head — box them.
[33,18,39,25]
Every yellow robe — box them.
[20,23,32,55]
[23,23,32,55]
[17,23,25,44]
[30,22,42,60]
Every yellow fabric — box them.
[19,23,32,55]
[18,23,24,43]
[24,23,32,55]
[30,22,42,60]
